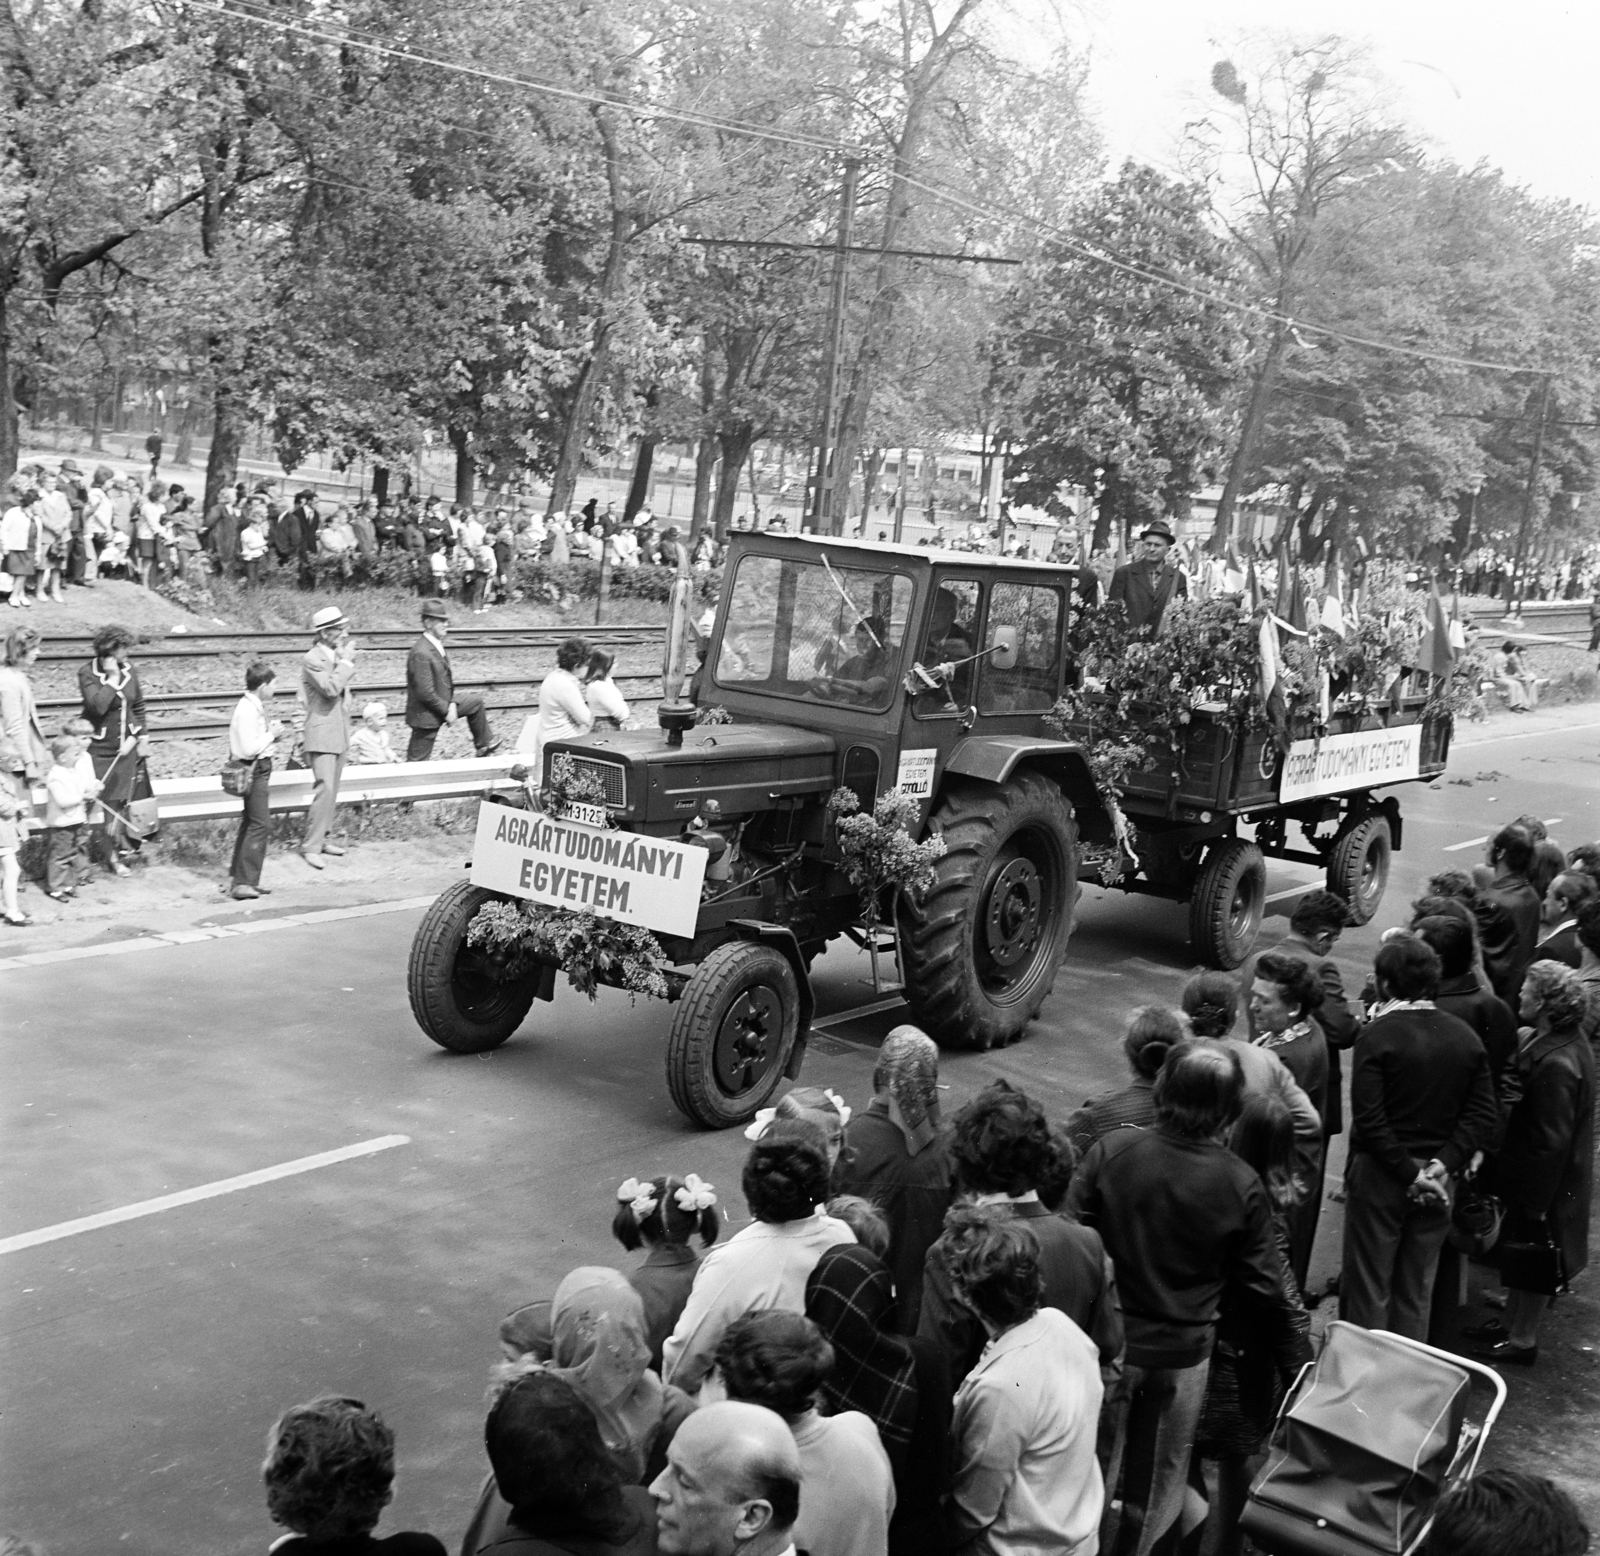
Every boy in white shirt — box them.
[239,508,269,587]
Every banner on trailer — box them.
[1279,724,1423,804]
[469,803,708,937]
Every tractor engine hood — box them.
[544,724,838,825]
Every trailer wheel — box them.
[1190,839,1266,969]
[408,881,541,1053]
[1328,814,1391,926]
[666,941,798,1129]
[900,772,1078,1052]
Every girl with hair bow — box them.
[610,1172,721,1372]
[743,1085,853,1173]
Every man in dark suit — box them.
[1107,519,1187,635]
[404,599,500,761]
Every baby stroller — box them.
[1239,1321,1507,1556]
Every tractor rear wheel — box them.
[666,941,799,1129]
[1189,839,1266,969]
[408,881,541,1053]
[900,772,1078,1052]
[1328,813,1392,925]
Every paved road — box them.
[2,714,1597,1555]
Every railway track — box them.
[35,622,666,663]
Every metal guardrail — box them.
[29,754,525,826]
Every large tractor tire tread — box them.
[408,880,539,1053]
[666,941,799,1129]
[901,772,1078,1053]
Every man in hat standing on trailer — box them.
[299,605,358,868]
[1108,519,1188,635]
[404,599,501,761]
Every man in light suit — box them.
[1107,519,1188,635]
[299,605,357,868]
[404,599,499,761]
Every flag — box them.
[1243,559,1260,615]
[1274,540,1308,632]
[1417,586,1457,680]
[1259,611,1287,737]
[1320,568,1346,639]
[1222,540,1246,595]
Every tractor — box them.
[406,530,1447,1127]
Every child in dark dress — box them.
[612,1173,721,1373]
[262,1396,445,1555]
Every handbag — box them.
[1498,1220,1566,1297]
[220,757,256,797]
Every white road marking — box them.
[1443,817,1563,854]
[1454,715,1600,749]
[1265,885,1312,903]
[0,1135,410,1256]
[811,996,907,1031]
[0,895,439,975]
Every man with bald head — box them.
[651,1401,802,1556]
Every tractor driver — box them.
[812,614,896,703]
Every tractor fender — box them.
[941,737,1115,846]
[728,919,816,1080]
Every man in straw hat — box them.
[298,605,357,868]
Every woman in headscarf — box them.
[507,1266,692,1485]
[833,1026,953,1334]
[806,1242,949,1555]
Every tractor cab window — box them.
[912,578,984,716]
[714,553,912,711]
[979,583,1064,714]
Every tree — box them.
[1000,164,1247,549]
[1187,36,1414,552]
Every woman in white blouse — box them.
[584,648,631,729]
[519,636,594,773]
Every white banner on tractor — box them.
[469,803,709,937]
[1278,725,1423,804]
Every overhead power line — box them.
[891,169,1554,379]
[176,0,1557,383]
[179,0,869,158]
[685,236,1021,265]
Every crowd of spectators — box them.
[203,907,1594,1555]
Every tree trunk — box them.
[624,434,657,522]
[859,447,884,529]
[203,377,244,513]
[0,288,17,484]
[173,397,196,466]
[89,383,104,452]
[546,107,632,516]
[451,427,475,506]
[1209,320,1290,554]
[691,435,718,541]
[746,449,762,528]
[830,2,983,507]
[713,428,755,540]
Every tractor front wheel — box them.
[900,772,1078,1052]
[408,881,542,1053]
[665,941,799,1129]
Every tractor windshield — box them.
[714,553,914,711]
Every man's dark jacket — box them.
[405,635,454,731]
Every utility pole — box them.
[811,158,860,536]
[1509,373,1554,619]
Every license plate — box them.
[564,801,609,828]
